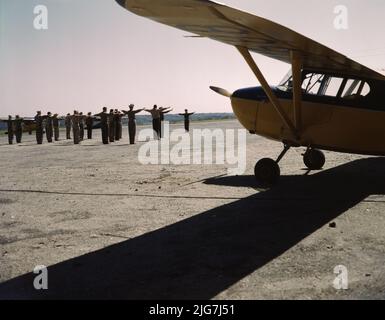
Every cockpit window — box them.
[342,79,360,97]
[324,77,344,97]
[277,70,371,101]
[302,73,325,95]
[361,82,371,96]
[302,72,371,99]
[342,80,370,99]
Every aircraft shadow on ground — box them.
[1,157,385,300]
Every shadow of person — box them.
[1,157,385,300]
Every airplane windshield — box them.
[277,71,371,100]
[277,70,293,92]
[302,73,325,94]
[302,72,371,98]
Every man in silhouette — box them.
[34,111,44,145]
[179,109,195,132]
[114,109,123,141]
[159,107,173,138]
[79,112,85,141]
[65,113,72,140]
[14,115,23,144]
[45,112,54,143]
[86,112,94,140]
[108,109,116,143]
[1,116,14,145]
[72,111,81,145]
[53,114,60,141]
[145,105,161,140]
[94,107,109,144]
[122,104,144,144]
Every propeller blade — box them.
[210,86,231,98]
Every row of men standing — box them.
[95,105,144,145]
[34,111,78,144]
[2,107,195,145]
[63,111,96,145]
[0,115,24,145]
[34,107,156,145]
[94,105,194,144]
[63,107,140,145]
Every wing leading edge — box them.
[116,0,385,81]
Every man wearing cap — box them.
[179,109,195,132]
[86,112,94,140]
[14,115,24,144]
[45,112,54,143]
[122,104,144,145]
[108,109,116,143]
[159,107,173,138]
[65,113,72,140]
[71,110,81,145]
[145,105,161,140]
[114,109,124,141]
[1,116,14,145]
[94,107,109,144]
[34,111,44,144]
[53,114,60,141]
[79,112,85,141]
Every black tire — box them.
[303,149,325,170]
[254,158,281,187]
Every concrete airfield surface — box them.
[0,120,384,300]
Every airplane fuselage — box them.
[231,86,385,156]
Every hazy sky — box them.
[1,0,385,116]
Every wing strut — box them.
[291,50,303,134]
[236,46,299,140]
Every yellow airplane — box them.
[116,0,385,186]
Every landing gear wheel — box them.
[254,158,281,188]
[303,149,325,170]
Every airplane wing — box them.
[116,0,385,80]
[22,118,36,123]
[0,117,35,122]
